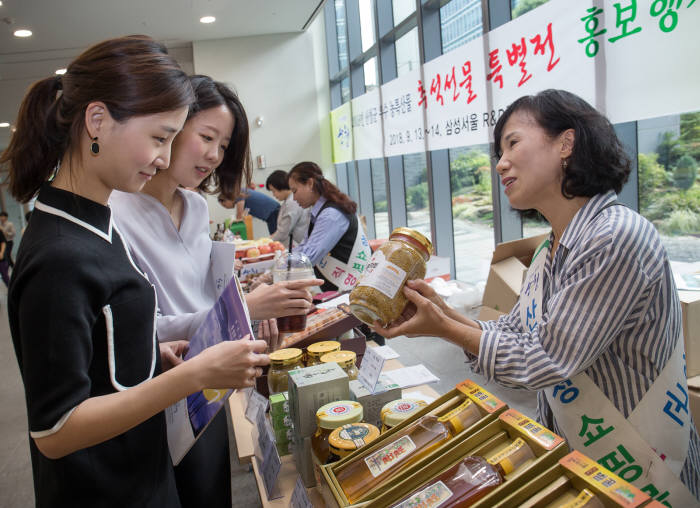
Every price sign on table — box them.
[358,346,385,393]
[245,388,269,424]
[289,475,313,508]
[255,406,282,500]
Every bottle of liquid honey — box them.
[336,397,482,503]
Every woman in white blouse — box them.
[111,76,321,508]
[265,169,310,246]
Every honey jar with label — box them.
[380,398,428,432]
[267,348,303,395]
[320,350,359,380]
[306,340,341,366]
[327,423,380,463]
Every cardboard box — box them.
[319,379,509,507]
[688,376,700,434]
[349,376,402,428]
[288,363,350,438]
[680,291,700,378]
[362,408,569,508]
[496,450,650,508]
[292,433,316,487]
[481,234,547,315]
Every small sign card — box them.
[245,389,269,424]
[255,408,282,500]
[358,346,385,393]
[289,475,313,508]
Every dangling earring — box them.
[90,137,100,156]
[561,158,568,170]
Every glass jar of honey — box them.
[320,350,359,380]
[349,227,432,326]
[267,348,303,395]
[380,398,428,433]
[306,340,341,366]
[311,401,363,484]
[328,423,380,463]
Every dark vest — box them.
[308,200,358,291]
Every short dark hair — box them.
[493,89,631,198]
[265,170,289,191]
[0,211,7,218]
[187,75,252,200]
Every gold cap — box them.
[307,341,341,359]
[269,348,303,366]
[320,350,357,368]
[390,227,433,255]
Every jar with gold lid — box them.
[320,350,359,380]
[267,348,303,395]
[380,398,428,432]
[311,401,363,483]
[349,227,432,326]
[306,340,341,366]
[327,423,380,463]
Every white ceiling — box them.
[0,0,325,148]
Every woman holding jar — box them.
[374,89,699,503]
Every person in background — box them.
[0,35,269,508]
[0,211,16,268]
[110,75,321,508]
[233,185,281,234]
[0,227,9,286]
[288,161,371,293]
[265,169,310,246]
[374,89,699,502]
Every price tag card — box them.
[260,445,282,500]
[245,389,269,424]
[358,346,385,393]
[289,475,313,508]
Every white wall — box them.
[193,15,332,233]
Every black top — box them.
[307,200,359,292]
[8,184,180,508]
[0,229,6,261]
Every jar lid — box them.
[381,398,428,427]
[316,401,363,429]
[269,348,303,366]
[320,350,356,368]
[329,423,380,453]
[390,227,433,256]
[307,341,341,358]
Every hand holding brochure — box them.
[166,275,253,465]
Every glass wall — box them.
[440,0,483,54]
[395,27,420,77]
[403,152,431,238]
[371,158,390,239]
[511,0,550,19]
[335,0,349,69]
[392,0,415,26]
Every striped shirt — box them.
[470,191,700,498]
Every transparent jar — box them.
[306,340,341,366]
[328,423,380,463]
[272,252,314,332]
[320,351,359,380]
[311,401,363,484]
[349,227,432,326]
[267,348,303,395]
[380,398,428,433]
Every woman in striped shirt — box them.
[375,89,699,502]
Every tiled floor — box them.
[1,293,537,508]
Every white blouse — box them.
[110,189,213,341]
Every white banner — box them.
[351,88,383,160]
[331,0,700,163]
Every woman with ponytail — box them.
[0,36,269,507]
[288,161,371,292]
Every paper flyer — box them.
[166,274,253,465]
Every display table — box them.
[228,343,440,506]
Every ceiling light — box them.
[0,122,9,128]
[200,16,216,24]
[14,29,32,37]
[55,68,67,75]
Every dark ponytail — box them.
[0,35,194,203]
[288,161,357,215]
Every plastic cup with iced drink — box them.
[273,252,314,332]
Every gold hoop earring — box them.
[90,137,100,156]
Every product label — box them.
[357,251,407,299]
[456,379,506,413]
[324,403,354,417]
[500,409,564,450]
[339,424,370,447]
[364,435,416,478]
[392,480,453,508]
[486,437,527,475]
[393,401,421,413]
[559,450,648,507]
[559,489,596,508]
[437,399,477,434]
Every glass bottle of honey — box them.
[336,397,482,503]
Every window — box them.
[404,152,431,239]
[638,111,700,267]
[448,145,494,285]
[335,0,349,69]
[359,0,376,53]
[371,158,390,239]
[440,0,483,54]
[395,27,420,77]
[364,57,378,92]
[341,76,351,104]
[511,0,550,19]
[392,0,415,26]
